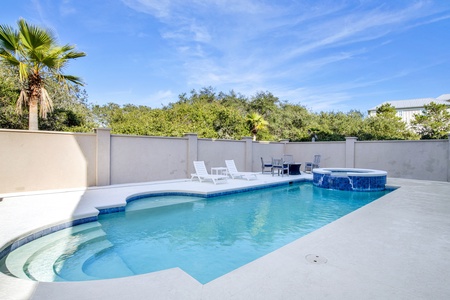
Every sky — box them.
[2,0,450,113]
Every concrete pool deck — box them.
[1,174,450,299]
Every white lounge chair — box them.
[191,161,228,184]
[225,160,258,180]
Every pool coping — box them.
[1,175,450,299]
[312,167,388,177]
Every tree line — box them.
[2,74,449,141]
[1,20,449,141]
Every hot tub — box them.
[313,168,387,191]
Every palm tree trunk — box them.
[28,73,42,131]
[28,100,39,130]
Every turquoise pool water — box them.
[1,182,390,283]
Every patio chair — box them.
[191,161,228,184]
[261,157,272,174]
[305,155,321,173]
[271,158,289,177]
[225,160,258,180]
[283,154,294,164]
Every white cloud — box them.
[121,0,172,18]
[59,0,77,16]
[120,0,450,111]
[145,89,176,107]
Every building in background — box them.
[368,94,450,125]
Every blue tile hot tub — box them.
[313,168,387,191]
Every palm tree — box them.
[0,19,86,130]
[246,112,268,141]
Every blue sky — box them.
[2,0,450,113]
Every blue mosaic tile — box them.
[98,206,125,215]
[313,173,386,192]
[0,216,98,260]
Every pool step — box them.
[24,227,108,282]
[5,222,105,281]
[53,237,114,281]
[82,248,135,279]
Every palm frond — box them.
[18,62,29,81]
[58,44,75,53]
[60,74,85,86]
[40,51,61,69]
[39,87,53,118]
[15,89,29,115]
[18,19,55,51]
[2,18,86,127]
[0,24,20,51]
[0,48,20,66]
[64,50,86,60]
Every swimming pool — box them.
[0,182,390,284]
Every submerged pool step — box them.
[82,247,135,279]
[24,227,109,282]
[5,222,105,281]
[53,237,114,281]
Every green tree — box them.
[361,103,418,140]
[1,60,93,132]
[39,84,94,132]
[249,91,279,118]
[0,61,27,128]
[218,90,249,115]
[273,102,312,141]
[411,102,450,139]
[312,110,365,141]
[0,19,86,130]
[246,112,269,141]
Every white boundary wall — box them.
[1,129,449,194]
[0,129,96,193]
[354,140,449,181]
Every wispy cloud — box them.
[121,0,173,19]
[143,89,176,106]
[59,0,77,17]
[6,0,447,112]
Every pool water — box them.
[1,182,390,283]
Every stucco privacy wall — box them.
[197,138,246,172]
[0,129,96,193]
[354,139,449,181]
[252,142,285,171]
[1,129,449,194]
[110,134,188,185]
[285,141,346,168]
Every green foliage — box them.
[249,91,279,118]
[411,102,450,139]
[3,65,439,141]
[309,110,366,141]
[375,103,397,116]
[0,19,86,130]
[360,104,419,140]
[93,96,248,139]
[0,61,94,132]
[272,103,311,141]
[0,62,27,128]
[246,112,269,141]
